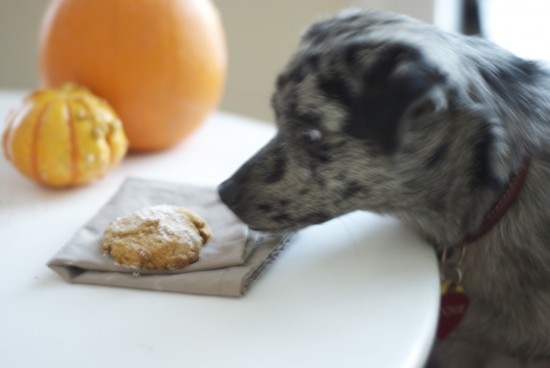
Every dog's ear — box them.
[344,43,447,154]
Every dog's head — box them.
[219,10,535,235]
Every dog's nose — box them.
[217,178,241,208]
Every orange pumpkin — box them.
[39,0,226,151]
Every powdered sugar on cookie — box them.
[101,205,212,270]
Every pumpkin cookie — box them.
[101,205,211,270]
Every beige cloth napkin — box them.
[48,177,293,297]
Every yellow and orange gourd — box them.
[2,84,128,187]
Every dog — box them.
[218,9,550,368]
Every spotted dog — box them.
[218,9,550,367]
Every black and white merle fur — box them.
[218,9,550,367]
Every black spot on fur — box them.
[299,188,310,195]
[426,144,448,169]
[309,212,331,223]
[279,63,308,89]
[258,203,273,213]
[285,101,298,117]
[343,42,366,65]
[342,40,395,69]
[309,145,332,163]
[279,199,290,206]
[335,172,347,181]
[317,75,354,109]
[297,212,331,224]
[478,58,538,113]
[272,213,291,223]
[471,123,501,190]
[344,43,445,154]
[410,99,437,119]
[302,23,331,44]
[289,66,307,84]
[295,111,322,127]
[341,181,364,199]
[276,74,288,89]
[306,139,347,163]
[264,155,287,183]
[305,53,321,69]
[308,163,326,187]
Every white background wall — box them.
[0,0,434,122]
[216,0,434,121]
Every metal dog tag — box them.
[437,280,470,339]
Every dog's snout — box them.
[218,178,241,208]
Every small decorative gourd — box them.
[2,84,128,187]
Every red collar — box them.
[436,157,530,340]
[462,156,531,245]
[438,156,531,283]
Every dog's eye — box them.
[300,129,322,144]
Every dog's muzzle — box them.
[217,178,241,209]
[218,151,259,211]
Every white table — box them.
[0,90,440,368]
